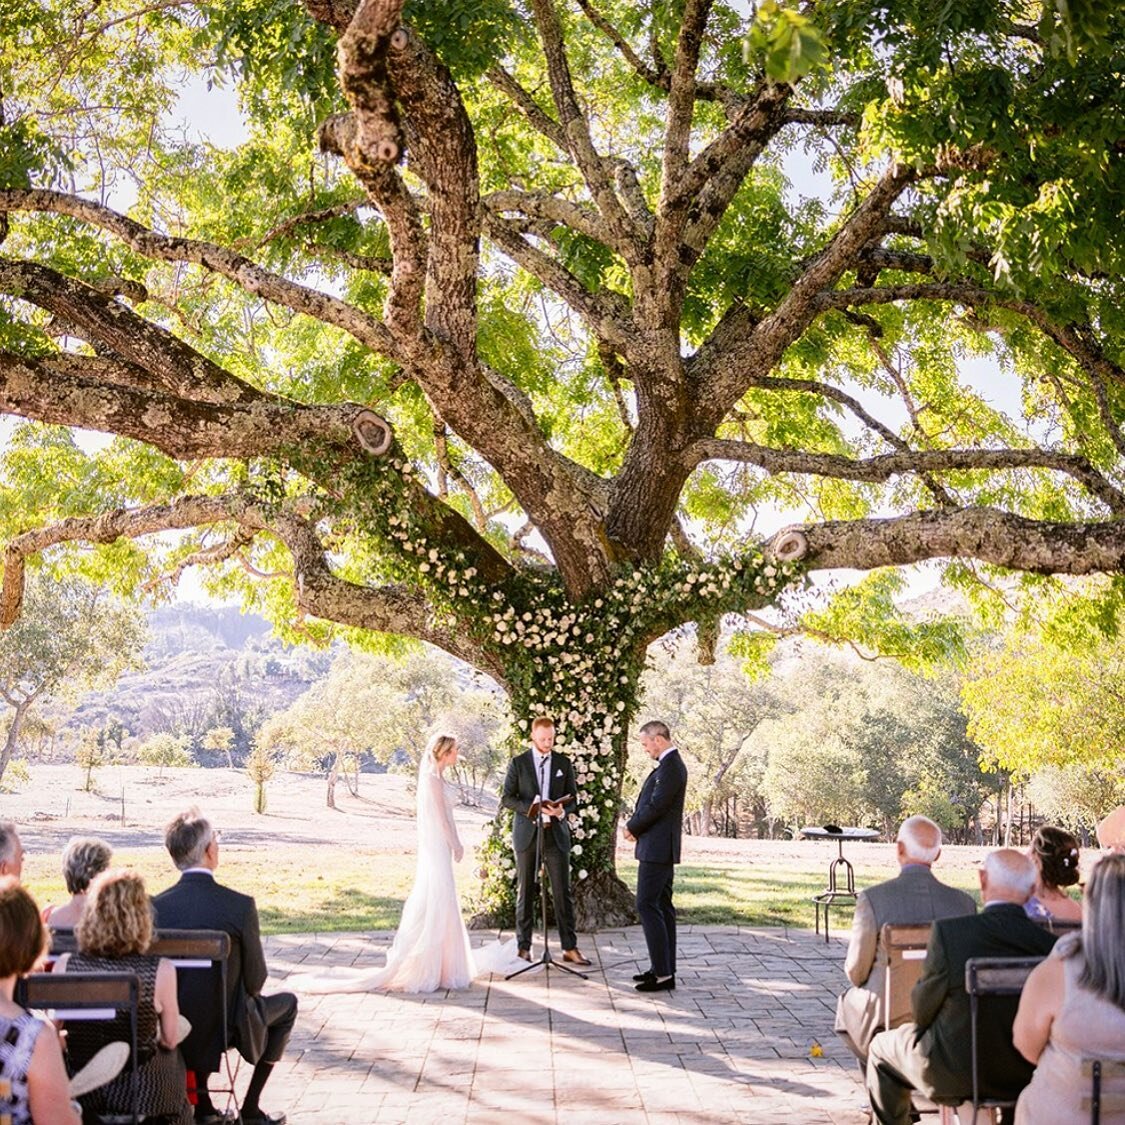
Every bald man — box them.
[835,816,976,1063]
[1096,805,1125,852]
[866,849,1058,1125]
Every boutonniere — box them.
[555,769,563,778]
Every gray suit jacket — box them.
[835,865,976,1057]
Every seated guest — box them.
[55,869,192,1125]
[1025,826,1083,925]
[152,809,294,1125]
[40,837,113,929]
[0,821,24,881]
[1013,853,1125,1124]
[0,877,80,1125]
[836,815,976,1064]
[1097,805,1125,852]
[866,849,1059,1125]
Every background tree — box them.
[201,725,237,769]
[436,691,510,804]
[74,724,107,792]
[0,573,146,784]
[962,612,1125,778]
[136,731,195,777]
[2,1,1124,923]
[245,736,277,815]
[640,641,778,837]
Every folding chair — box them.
[881,923,932,1031]
[879,926,961,1123]
[1082,1058,1125,1125]
[150,929,239,1122]
[965,957,1045,1123]
[16,970,141,1125]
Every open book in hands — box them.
[528,795,574,819]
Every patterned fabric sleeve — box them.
[0,1012,46,1125]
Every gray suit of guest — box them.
[835,865,976,1061]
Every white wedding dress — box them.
[291,758,526,994]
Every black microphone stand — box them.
[507,798,588,982]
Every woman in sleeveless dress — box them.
[56,869,193,1124]
[1024,826,1083,926]
[0,878,79,1125]
[1013,852,1125,1124]
[293,732,522,994]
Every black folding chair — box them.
[1083,1058,1125,1125]
[17,970,140,1125]
[150,929,239,1122]
[965,957,1045,1121]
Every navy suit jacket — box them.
[627,748,688,864]
[151,871,267,1071]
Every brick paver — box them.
[217,926,869,1124]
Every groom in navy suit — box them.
[624,720,688,992]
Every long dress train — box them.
[290,760,525,993]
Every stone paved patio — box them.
[218,925,870,1124]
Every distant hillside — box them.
[60,605,332,761]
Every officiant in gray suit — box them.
[501,716,592,967]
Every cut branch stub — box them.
[768,528,809,563]
[352,409,394,455]
[0,549,25,629]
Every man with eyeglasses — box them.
[153,808,295,1125]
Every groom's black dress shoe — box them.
[633,970,656,983]
[635,976,675,992]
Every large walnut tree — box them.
[1,0,1123,923]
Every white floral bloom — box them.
[419,562,431,572]
[578,870,588,880]
[572,845,583,856]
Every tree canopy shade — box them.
[1,0,1124,922]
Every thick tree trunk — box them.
[0,701,28,786]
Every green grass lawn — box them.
[22,846,985,935]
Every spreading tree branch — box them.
[0,189,399,358]
[694,439,1125,514]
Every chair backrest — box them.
[881,923,932,1030]
[16,971,140,1123]
[48,927,79,957]
[1033,916,1082,936]
[965,956,1045,1110]
[150,928,233,1084]
[149,928,231,968]
[1082,1059,1125,1125]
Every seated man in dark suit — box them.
[836,815,976,1063]
[866,848,1058,1125]
[152,809,295,1125]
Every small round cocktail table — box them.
[800,826,880,941]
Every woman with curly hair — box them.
[55,869,192,1124]
[1025,825,1083,925]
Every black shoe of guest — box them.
[240,1112,287,1125]
[633,970,655,982]
[635,976,675,992]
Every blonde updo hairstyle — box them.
[427,733,457,765]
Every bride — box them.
[292,732,524,993]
